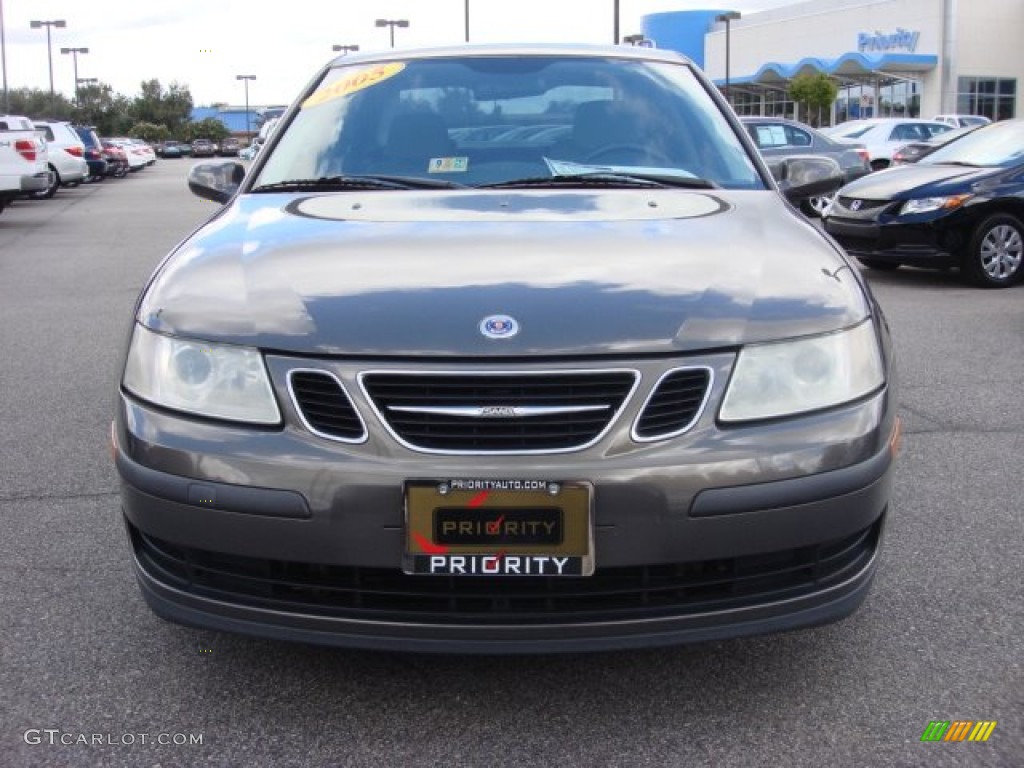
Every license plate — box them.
[404,480,593,576]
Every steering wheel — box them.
[583,144,675,166]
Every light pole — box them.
[332,44,359,55]
[716,11,741,105]
[1,0,9,112]
[236,75,256,141]
[61,46,88,105]
[30,19,66,104]
[613,0,619,44]
[464,0,469,43]
[375,19,408,49]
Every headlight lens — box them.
[900,194,971,215]
[720,321,884,422]
[123,325,280,424]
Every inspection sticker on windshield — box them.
[428,157,469,173]
[302,62,406,109]
[403,479,594,576]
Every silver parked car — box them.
[741,116,872,217]
[115,44,898,653]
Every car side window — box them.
[753,124,787,148]
[785,126,812,146]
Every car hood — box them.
[838,163,999,200]
[139,189,869,356]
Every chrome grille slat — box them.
[361,370,638,454]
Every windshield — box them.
[254,55,763,190]
[922,120,1024,167]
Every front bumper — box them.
[116,363,897,652]
[824,210,969,267]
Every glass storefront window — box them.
[958,77,1016,120]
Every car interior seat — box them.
[380,113,456,173]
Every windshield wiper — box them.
[251,174,465,193]
[477,172,717,190]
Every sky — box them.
[1,0,797,108]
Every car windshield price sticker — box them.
[404,480,593,576]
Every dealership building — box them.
[641,0,1021,125]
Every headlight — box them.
[123,325,280,424]
[900,194,971,215]
[720,321,884,422]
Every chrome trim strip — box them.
[286,368,369,445]
[387,404,610,418]
[630,365,715,443]
[358,368,641,456]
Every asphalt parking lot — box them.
[1,161,1021,767]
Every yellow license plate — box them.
[403,480,593,576]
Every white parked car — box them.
[823,118,953,169]
[107,138,153,171]
[933,114,992,129]
[0,114,50,211]
[31,120,89,198]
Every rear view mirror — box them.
[188,161,246,204]
[769,156,843,206]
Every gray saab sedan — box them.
[114,44,899,653]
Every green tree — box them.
[788,73,839,127]
[128,121,170,142]
[74,82,134,135]
[182,117,230,143]
[130,79,194,135]
[6,87,74,120]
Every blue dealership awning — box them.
[719,52,938,87]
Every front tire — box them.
[800,193,835,218]
[962,214,1024,288]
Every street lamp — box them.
[1,0,10,112]
[715,11,741,105]
[76,76,97,108]
[30,19,67,102]
[332,44,359,55]
[60,46,89,105]
[236,75,256,140]
[375,19,409,49]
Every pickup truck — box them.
[0,114,50,214]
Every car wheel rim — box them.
[980,224,1024,280]
[808,193,834,215]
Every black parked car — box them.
[73,125,109,181]
[742,116,872,217]
[824,119,1024,287]
[890,125,979,165]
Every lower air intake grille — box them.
[130,519,881,625]
[360,370,637,453]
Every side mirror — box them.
[768,156,843,207]
[188,160,246,204]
